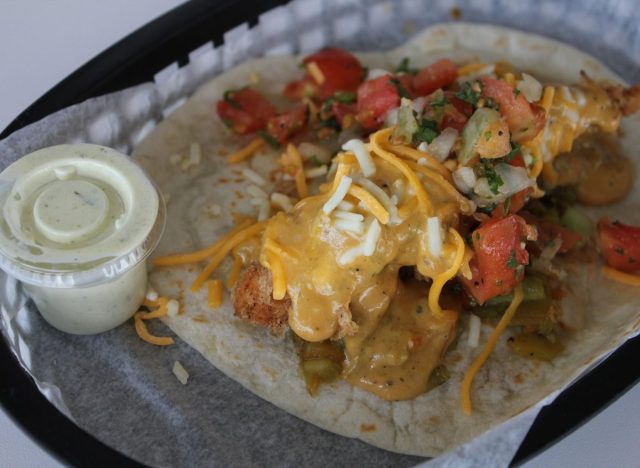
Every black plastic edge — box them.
[1,0,640,465]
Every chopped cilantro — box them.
[309,155,323,167]
[484,130,492,141]
[485,96,497,109]
[257,130,280,148]
[317,116,341,131]
[482,162,504,195]
[222,117,234,128]
[505,142,522,161]
[455,81,481,106]
[475,232,481,241]
[395,57,417,75]
[321,97,335,115]
[414,119,439,144]
[334,91,357,103]
[503,196,512,214]
[223,89,241,109]
[389,77,411,99]
[513,87,521,97]
[431,95,449,107]
[506,249,518,269]
[515,264,525,281]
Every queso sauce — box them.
[259,153,462,400]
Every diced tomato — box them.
[480,77,545,143]
[440,103,469,132]
[445,92,474,117]
[283,48,364,101]
[492,189,530,219]
[461,214,536,304]
[412,59,457,96]
[266,105,308,143]
[597,218,640,272]
[216,88,276,134]
[520,212,582,254]
[331,101,357,127]
[356,75,400,130]
[283,79,317,100]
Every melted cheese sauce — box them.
[344,280,457,400]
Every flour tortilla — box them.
[132,23,640,457]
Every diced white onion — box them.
[427,127,458,162]
[417,142,429,153]
[335,219,364,234]
[367,68,391,80]
[412,96,427,115]
[494,163,535,196]
[363,219,381,256]
[322,176,353,214]
[172,361,189,385]
[342,139,376,177]
[385,107,399,126]
[298,142,332,163]
[304,165,328,179]
[517,73,543,103]
[241,167,267,186]
[247,184,268,199]
[467,314,481,348]
[181,142,202,170]
[270,192,293,212]
[427,217,443,258]
[453,167,477,194]
[333,210,364,222]
[249,198,266,206]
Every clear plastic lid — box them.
[0,144,165,288]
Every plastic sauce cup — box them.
[0,144,165,334]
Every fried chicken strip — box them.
[232,262,291,333]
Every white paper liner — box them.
[1,0,639,466]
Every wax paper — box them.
[1,1,640,466]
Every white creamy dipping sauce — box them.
[0,144,165,334]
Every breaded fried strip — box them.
[232,262,291,332]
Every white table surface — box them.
[1,1,639,467]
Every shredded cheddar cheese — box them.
[191,221,266,292]
[134,314,175,346]
[265,248,287,300]
[287,144,309,199]
[226,252,244,288]
[602,266,640,286]
[370,128,432,214]
[207,279,223,308]
[306,61,325,84]
[153,219,253,267]
[461,284,524,415]
[428,228,465,319]
[227,138,265,164]
[348,185,390,224]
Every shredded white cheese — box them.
[323,176,352,214]
[427,217,443,258]
[270,192,293,212]
[335,219,364,234]
[247,184,268,200]
[467,314,481,348]
[342,139,376,177]
[241,167,267,186]
[167,299,180,317]
[304,165,328,179]
[257,199,271,221]
[356,177,400,225]
[172,361,189,385]
[362,219,381,256]
[145,286,158,302]
[337,200,355,211]
[333,210,364,222]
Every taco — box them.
[131,23,640,456]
